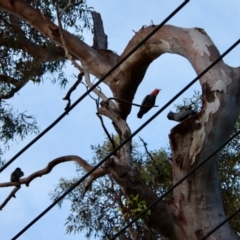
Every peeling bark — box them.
[91,11,108,50]
[168,64,240,239]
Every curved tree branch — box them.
[0,155,107,210]
[0,155,107,188]
[108,25,240,119]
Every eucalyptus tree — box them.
[0,1,240,239]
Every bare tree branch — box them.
[107,97,158,108]
[80,79,100,103]
[0,186,20,210]
[139,136,161,175]
[83,76,115,149]
[83,167,108,195]
[0,155,106,188]
[56,5,86,112]
[56,4,68,58]
[63,72,84,111]
[0,155,108,209]
[84,70,108,101]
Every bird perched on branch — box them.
[10,168,24,182]
[137,89,160,118]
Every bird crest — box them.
[151,89,161,95]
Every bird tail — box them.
[137,113,142,119]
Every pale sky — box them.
[1,1,240,239]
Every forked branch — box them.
[0,155,107,210]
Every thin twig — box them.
[56,0,83,112]
[63,72,84,111]
[56,5,85,111]
[97,113,116,149]
[88,84,115,149]
[81,81,99,102]
[59,0,82,18]
[107,97,158,108]
[83,167,108,196]
[84,71,108,101]
[139,137,161,174]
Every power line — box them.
[11,39,240,240]
[201,207,240,240]
[111,128,240,239]
[0,0,189,174]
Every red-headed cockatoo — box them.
[137,89,160,118]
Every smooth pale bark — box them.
[1,1,240,239]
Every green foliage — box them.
[50,130,240,239]
[133,146,172,198]
[120,194,151,220]
[219,120,240,235]
[50,136,169,239]
[0,0,93,96]
[174,90,202,112]
[0,101,39,162]
[0,0,93,161]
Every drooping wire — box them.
[11,39,240,240]
[0,0,190,174]
[201,207,240,240]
